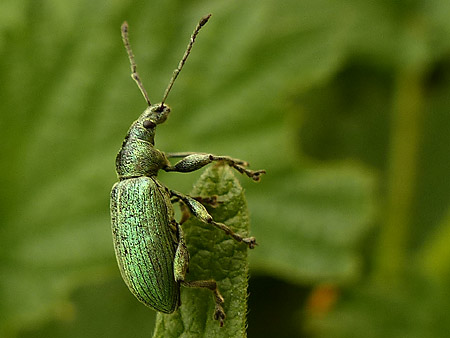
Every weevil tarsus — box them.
[181,280,226,327]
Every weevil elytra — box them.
[110,14,265,327]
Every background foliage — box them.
[1,0,450,337]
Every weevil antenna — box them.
[121,21,152,106]
[160,14,212,108]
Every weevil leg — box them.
[166,152,246,165]
[170,190,257,249]
[164,153,266,182]
[172,196,219,225]
[172,223,226,326]
[173,223,190,281]
[178,201,191,225]
[172,194,219,207]
[193,195,220,206]
[181,280,226,327]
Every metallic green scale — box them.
[111,176,179,313]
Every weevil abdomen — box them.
[111,176,179,313]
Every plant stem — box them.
[374,67,426,283]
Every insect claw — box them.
[247,169,266,181]
[214,305,226,327]
[243,237,257,249]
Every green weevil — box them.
[110,14,265,327]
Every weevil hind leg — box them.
[173,220,226,326]
[173,222,190,282]
[164,152,266,182]
[181,279,226,327]
[170,190,257,249]
[176,200,191,225]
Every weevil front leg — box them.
[171,190,257,249]
[172,222,226,326]
[164,152,266,182]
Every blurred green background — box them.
[2,0,450,337]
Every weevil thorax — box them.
[115,103,171,179]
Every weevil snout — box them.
[141,104,171,129]
[149,103,171,125]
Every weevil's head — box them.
[141,103,171,127]
[127,103,171,144]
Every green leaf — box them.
[249,165,375,284]
[419,207,450,282]
[307,276,450,338]
[153,164,251,338]
[0,0,400,336]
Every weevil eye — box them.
[143,119,156,129]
